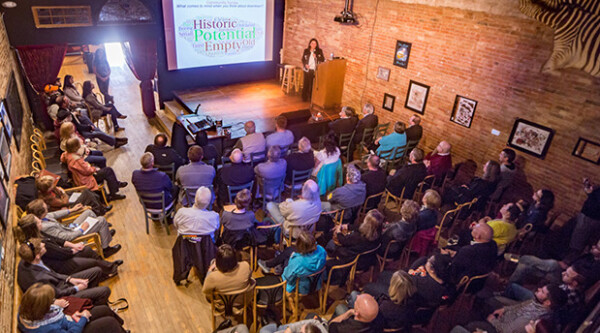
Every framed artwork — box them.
[507,118,555,159]
[572,137,600,164]
[393,41,412,68]
[0,130,10,181]
[0,178,8,230]
[376,67,390,81]
[382,93,396,112]
[0,100,12,144]
[4,72,23,151]
[450,95,478,128]
[404,80,430,114]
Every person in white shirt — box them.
[173,187,219,240]
[233,121,266,163]
[266,179,322,238]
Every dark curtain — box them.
[122,40,158,118]
[15,44,67,130]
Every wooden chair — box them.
[250,150,267,167]
[211,279,256,331]
[435,205,462,243]
[373,123,390,142]
[321,255,359,313]
[357,191,385,222]
[253,277,287,331]
[257,175,285,211]
[226,181,254,205]
[285,221,318,249]
[289,266,326,320]
[254,223,284,265]
[356,127,376,158]
[447,273,492,324]
[389,144,407,170]
[398,236,416,269]
[355,244,382,283]
[377,147,396,171]
[413,175,436,202]
[377,239,399,272]
[382,188,405,215]
[338,131,355,162]
[136,191,174,235]
[284,168,313,199]
[155,163,175,182]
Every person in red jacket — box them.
[424,141,452,180]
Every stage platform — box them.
[156,80,339,140]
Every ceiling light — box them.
[2,1,17,8]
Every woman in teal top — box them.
[376,121,407,155]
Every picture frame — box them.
[572,137,600,165]
[376,66,390,81]
[404,80,430,115]
[4,72,23,151]
[0,177,8,230]
[0,100,12,144]
[382,93,396,112]
[450,95,478,128]
[507,118,555,159]
[393,41,412,68]
[0,129,10,181]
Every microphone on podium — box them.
[195,103,202,114]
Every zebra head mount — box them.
[519,0,600,77]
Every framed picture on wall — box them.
[0,101,12,144]
[507,118,555,159]
[404,80,430,114]
[0,130,10,181]
[4,72,23,151]
[0,177,8,230]
[393,41,412,68]
[572,137,600,164]
[450,95,478,128]
[382,93,396,112]
[376,67,391,81]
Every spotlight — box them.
[2,1,17,8]
[334,0,358,25]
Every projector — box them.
[334,0,358,25]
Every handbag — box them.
[60,296,93,316]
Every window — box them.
[32,6,93,28]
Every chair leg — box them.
[145,214,149,234]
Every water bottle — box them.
[330,52,334,60]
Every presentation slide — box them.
[163,0,274,71]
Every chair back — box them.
[358,191,385,220]
[286,221,318,247]
[383,188,405,215]
[322,255,360,312]
[360,127,375,144]
[377,146,396,160]
[183,185,214,209]
[295,266,326,296]
[136,190,172,235]
[250,150,267,167]
[203,158,215,167]
[356,244,382,272]
[279,144,291,157]
[373,123,389,141]
[378,239,399,272]
[211,279,256,331]
[338,131,355,161]
[253,277,287,327]
[155,163,175,181]
[413,175,436,201]
[435,205,462,242]
[286,168,313,199]
[227,181,254,205]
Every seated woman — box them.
[407,253,453,310]
[380,200,420,260]
[375,121,407,156]
[36,175,110,216]
[374,270,417,330]
[60,122,106,168]
[26,199,121,258]
[82,80,126,131]
[62,75,85,108]
[202,244,253,297]
[517,189,555,232]
[220,189,262,249]
[174,186,220,239]
[417,189,441,231]
[444,160,500,209]
[17,214,122,278]
[313,134,342,196]
[61,138,127,201]
[18,283,127,333]
[487,203,520,254]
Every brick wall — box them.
[0,15,34,333]
[282,0,600,215]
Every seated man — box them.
[26,199,121,257]
[361,154,386,199]
[423,141,452,180]
[17,239,112,305]
[217,149,255,205]
[446,221,497,285]
[453,284,567,333]
[375,121,407,155]
[405,114,423,143]
[284,137,315,183]
[265,115,294,151]
[132,152,176,210]
[329,106,358,139]
[233,121,266,163]
[145,133,186,171]
[55,97,127,149]
[352,103,378,146]
[255,146,287,198]
[490,148,517,202]
[386,148,427,199]
[176,145,216,206]
[329,293,383,333]
[322,165,366,211]
[487,203,520,254]
[267,180,322,238]
[173,187,219,240]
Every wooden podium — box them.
[311,58,347,109]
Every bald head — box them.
[437,141,451,154]
[353,294,379,323]
[244,121,256,134]
[230,149,243,164]
[472,221,493,243]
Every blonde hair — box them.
[422,189,441,209]
[19,283,55,321]
[359,209,384,241]
[59,122,75,142]
[35,176,56,193]
[388,270,416,304]
[65,137,81,154]
[400,200,420,224]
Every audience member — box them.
[259,320,326,333]
[328,106,358,139]
[17,283,126,332]
[233,121,266,163]
[313,134,342,195]
[444,160,500,207]
[424,141,452,180]
[328,293,383,333]
[176,145,216,206]
[380,200,421,259]
[17,239,111,305]
[284,136,314,183]
[93,48,114,103]
[26,199,121,257]
[265,115,294,151]
[386,147,427,199]
[221,189,260,248]
[405,114,423,142]
[255,146,287,198]
[59,122,106,168]
[62,75,85,107]
[132,152,175,209]
[36,175,110,216]
[280,231,327,294]
[267,180,321,238]
[407,254,454,310]
[202,244,253,296]
[145,133,186,171]
[82,80,126,131]
[322,165,366,211]
[174,187,219,240]
[61,138,127,201]
[377,270,417,330]
[568,178,600,255]
[217,149,255,205]
[352,103,378,147]
[487,203,520,254]
[417,189,441,231]
[375,121,406,155]
[490,148,517,202]
[447,221,497,284]
[516,189,555,231]
[361,155,386,200]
